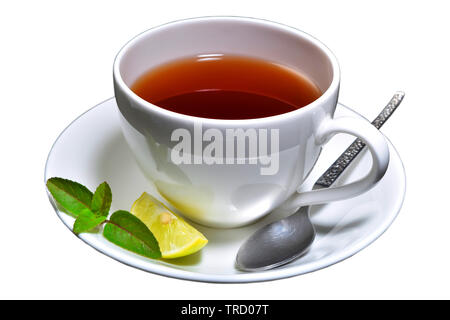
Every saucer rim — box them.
[44,98,406,283]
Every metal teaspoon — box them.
[235,91,405,271]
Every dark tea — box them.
[131,54,322,120]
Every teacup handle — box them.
[283,116,390,210]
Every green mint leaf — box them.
[103,210,161,259]
[73,209,107,234]
[91,182,112,217]
[46,177,93,217]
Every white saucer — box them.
[44,98,406,283]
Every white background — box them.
[1,0,449,299]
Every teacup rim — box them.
[113,16,340,125]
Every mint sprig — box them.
[46,178,93,217]
[104,211,161,259]
[91,182,112,217]
[73,208,107,234]
[46,177,161,259]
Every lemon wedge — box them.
[131,192,208,259]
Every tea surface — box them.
[131,55,321,119]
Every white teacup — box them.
[113,17,389,228]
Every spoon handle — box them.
[314,91,405,188]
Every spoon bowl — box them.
[236,206,315,271]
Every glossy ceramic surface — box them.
[44,99,405,283]
[113,17,389,227]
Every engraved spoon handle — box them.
[314,91,405,188]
